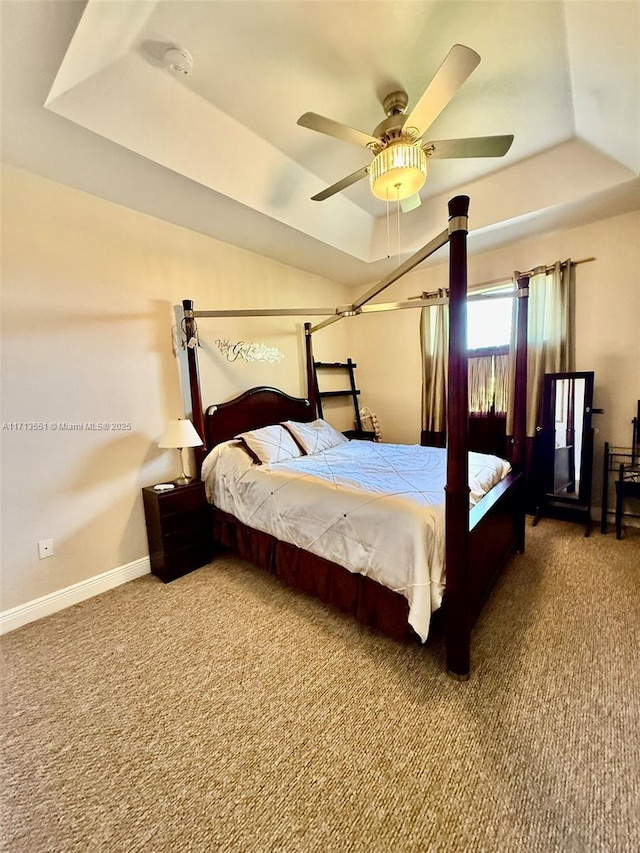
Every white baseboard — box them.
[0,556,151,635]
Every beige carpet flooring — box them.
[1,519,639,853]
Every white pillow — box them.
[282,419,349,455]
[235,424,303,465]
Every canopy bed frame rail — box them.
[180,195,528,678]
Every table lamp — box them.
[158,418,203,484]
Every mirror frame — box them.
[540,371,595,506]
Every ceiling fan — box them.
[297,44,514,212]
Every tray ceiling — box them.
[2,0,639,285]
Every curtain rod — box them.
[471,256,596,292]
[409,256,596,301]
[192,257,597,323]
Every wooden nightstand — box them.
[142,480,213,582]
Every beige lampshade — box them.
[158,418,203,449]
[369,141,428,201]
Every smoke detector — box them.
[163,47,193,77]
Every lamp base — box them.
[172,472,193,486]
[172,448,193,486]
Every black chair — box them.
[614,401,640,540]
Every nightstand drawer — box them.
[161,506,210,536]
[162,520,210,551]
[154,542,213,583]
[159,486,207,514]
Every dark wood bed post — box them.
[444,195,471,680]
[182,299,208,472]
[304,321,318,417]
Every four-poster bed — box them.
[180,196,529,678]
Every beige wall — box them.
[1,165,352,611]
[3,164,638,613]
[348,209,640,513]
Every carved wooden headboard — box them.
[204,386,315,448]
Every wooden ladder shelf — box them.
[312,358,375,440]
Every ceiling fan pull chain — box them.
[396,185,401,266]
[386,192,391,258]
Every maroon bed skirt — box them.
[213,509,423,643]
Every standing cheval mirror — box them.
[533,371,595,536]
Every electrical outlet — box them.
[38,538,54,559]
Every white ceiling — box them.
[2,0,639,286]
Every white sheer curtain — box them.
[494,353,510,415]
[469,356,493,414]
[469,352,510,416]
[420,304,448,445]
[526,260,575,436]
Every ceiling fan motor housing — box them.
[382,90,409,116]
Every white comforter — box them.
[201,440,511,641]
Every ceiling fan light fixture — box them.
[369,142,428,201]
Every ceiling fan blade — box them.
[423,134,514,159]
[400,193,422,213]
[402,44,481,138]
[311,166,370,201]
[298,112,379,149]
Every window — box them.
[467,293,513,350]
[467,286,513,416]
